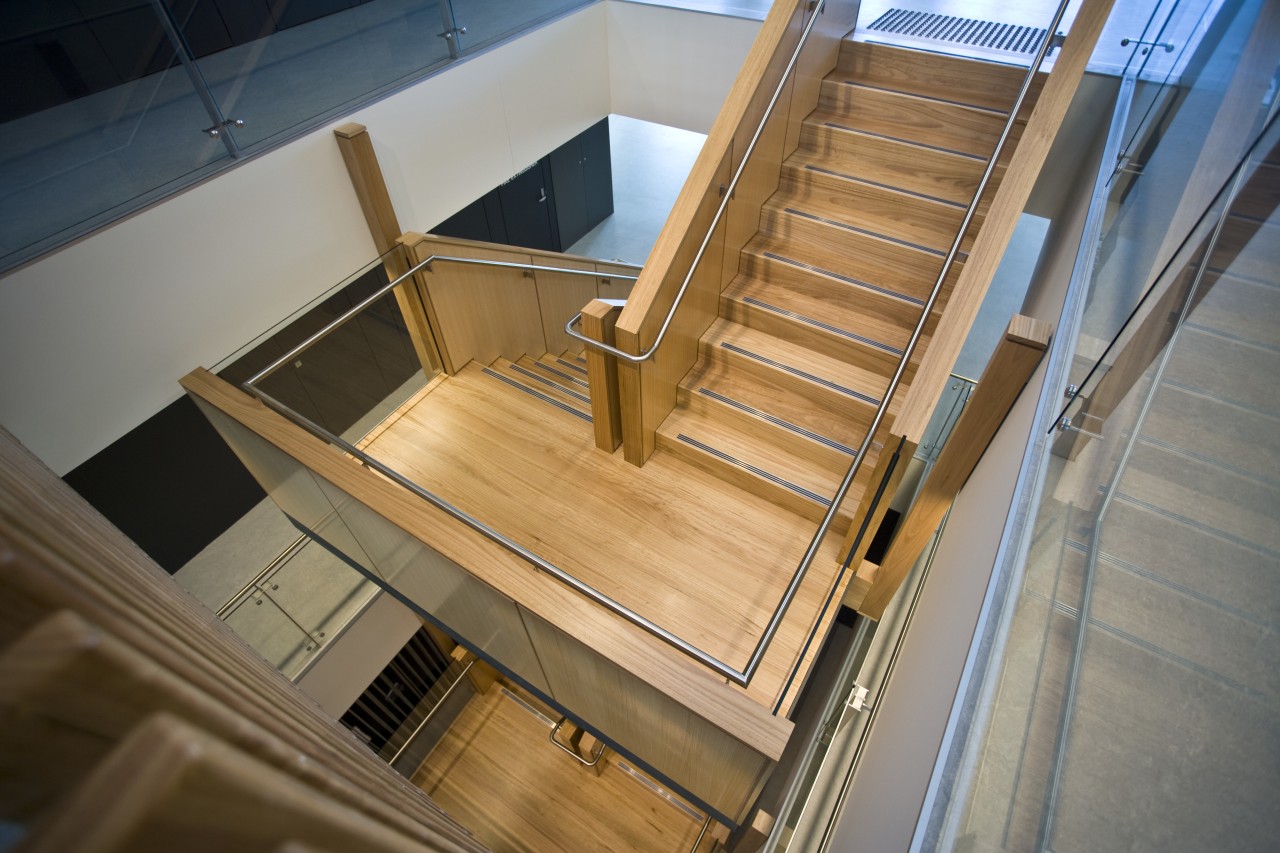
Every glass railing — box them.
[0,0,592,272]
[215,533,378,680]
[914,0,1279,846]
[1072,0,1272,391]
[217,245,437,443]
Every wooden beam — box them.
[859,315,1052,620]
[893,0,1115,442]
[581,299,623,452]
[333,124,444,377]
[838,432,916,568]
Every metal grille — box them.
[340,628,451,753]
[867,9,1047,55]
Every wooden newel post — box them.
[581,299,624,452]
[858,314,1053,621]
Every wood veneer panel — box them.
[180,371,792,761]
[894,0,1116,441]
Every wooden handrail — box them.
[891,0,1116,443]
[859,315,1052,620]
[612,0,860,465]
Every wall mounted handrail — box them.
[561,0,829,363]
[247,253,639,386]
[387,658,475,766]
[238,0,1067,695]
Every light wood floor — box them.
[364,360,850,713]
[414,683,714,853]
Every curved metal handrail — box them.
[247,253,639,386]
[562,0,829,363]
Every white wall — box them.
[0,4,611,475]
[607,2,760,133]
[0,1,754,476]
[297,591,423,717]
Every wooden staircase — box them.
[652,40,1037,535]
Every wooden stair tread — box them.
[656,405,864,526]
[798,118,987,206]
[778,155,971,253]
[484,356,592,419]
[682,358,877,460]
[370,363,832,679]
[818,76,1009,158]
[1141,382,1280,484]
[1189,272,1280,350]
[758,198,960,300]
[837,40,1042,113]
[721,273,930,376]
[742,231,957,321]
[700,318,903,413]
[1164,326,1280,417]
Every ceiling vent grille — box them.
[866,9,1047,55]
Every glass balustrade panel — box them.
[0,0,233,269]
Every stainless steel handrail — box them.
[247,253,639,386]
[562,0,828,363]
[215,533,309,618]
[241,0,1066,694]
[738,0,1072,687]
[388,658,475,765]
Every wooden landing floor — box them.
[363,361,851,713]
[414,683,714,853]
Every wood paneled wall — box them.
[181,369,792,827]
[613,0,860,466]
[400,233,637,375]
[0,426,487,852]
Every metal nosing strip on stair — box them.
[867,9,1047,55]
[740,296,902,355]
[697,388,857,455]
[1136,433,1280,490]
[533,360,590,388]
[783,207,946,256]
[762,252,926,307]
[837,79,1008,115]
[1022,586,1267,702]
[1160,378,1280,422]
[718,342,882,406]
[676,434,831,506]
[507,363,590,403]
[1182,321,1280,356]
[1113,491,1280,562]
[801,164,967,208]
[823,121,985,161]
[556,357,588,375]
[1064,539,1274,630]
[481,367,592,422]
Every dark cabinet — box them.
[430,118,614,254]
[549,117,614,249]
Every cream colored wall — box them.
[296,591,422,717]
[606,2,761,133]
[0,4,613,475]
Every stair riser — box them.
[701,335,886,422]
[677,382,860,471]
[739,251,951,333]
[836,41,1042,112]
[778,165,972,253]
[489,360,591,416]
[819,79,1008,158]
[1190,274,1280,350]
[654,429,833,524]
[799,123,986,205]
[759,204,954,300]
[720,293,907,377]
